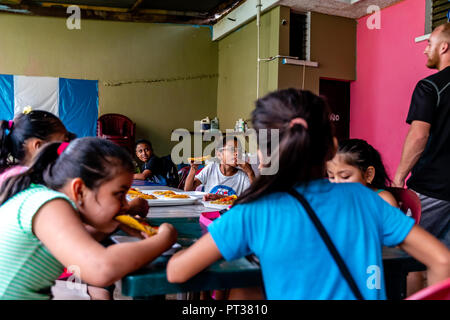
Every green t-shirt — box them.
[0,184,76,300]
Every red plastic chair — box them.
[406,278,450,300]
[388,187,422,224]
[97,113,135,154]
[177,166,204,190]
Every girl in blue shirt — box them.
[166,89,450,300]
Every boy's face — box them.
[136,143,152,163]
[218,140,241,167]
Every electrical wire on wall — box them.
[302,64,306,90]
[256,0,262,99]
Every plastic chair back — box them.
[97,113,135,153]
[388,187,422,224]
[406,278,450,300]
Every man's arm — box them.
[393,121,431,187]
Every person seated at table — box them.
[133,139,166,184]
[166,89,450,300]
[0,111,149,300]
[326,139,398,207]
[184,136,255,201]
[0,110,76,187]
[0,137,177,300]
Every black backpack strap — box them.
[288,188,364,300]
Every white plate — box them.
[183,191,208,199]
[127,190,198,207]
[201,200,232,210]
[110,236,182,256]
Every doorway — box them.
[319,79,350,142]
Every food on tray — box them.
[129,194,157,200]
[210,195,237,205]
[188,155,211,163]
[127,188,157,199]
[115,215,158,236]
[153,190,176,196]
[164,194,190,199]
[127,187,141,195]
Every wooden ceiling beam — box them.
[0,3,213,24]
[129,0,143,12]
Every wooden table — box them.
[383,247,426,300]
[119,217,263,299]
[116,217,425,300]
[122,184,426,300]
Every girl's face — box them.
[24,130,71,165]
[78,170,133,233]
[136,143,152,163]
[326,154,367,186]
[218,140,240,167]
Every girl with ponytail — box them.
[326,139,398,207]
[166,89,450,300]
[0,137,177,300]
[0,110,74,187]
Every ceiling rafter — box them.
[0,0,247,25]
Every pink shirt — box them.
[0,166,28,188]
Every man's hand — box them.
[392,178,405,188]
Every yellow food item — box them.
[153,190,176,196]
[115,215,158,236]
[211,195,237,205]
[129,193,157,200]
[127,188,157,199]
[188,155,211,163]
[164,194,190,199]
[127,188,141,195]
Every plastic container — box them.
[199,211,221,234]
[211,117,219,131]
[200,117,211,132]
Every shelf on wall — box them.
[282,58,319,67]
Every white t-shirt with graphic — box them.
[196,162,251,196]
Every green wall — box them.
[0,7,356,156]
[0,13,218,156]
[216,6,281,131]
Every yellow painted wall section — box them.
[216,6,281,131]
[0,13,218,156]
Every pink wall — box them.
[350,0,434,179]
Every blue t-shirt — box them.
[208,179,414,300]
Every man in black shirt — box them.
[394,22,450,249]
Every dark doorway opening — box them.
[319,79,350,142]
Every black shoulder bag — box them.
[288,188,364,300]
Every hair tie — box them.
[23,106,32,115]
[57,142,69,156]
[289,117,308,129]
[7,120,13,130]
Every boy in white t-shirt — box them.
[184,137,255,200]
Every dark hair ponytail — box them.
[0,110,69,173]
[0,137,134,205]
[0,120,13,172]
[337,139,391,190]
[234,89,335,205]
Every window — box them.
[289,11,309,61]
[426,0,450,33]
